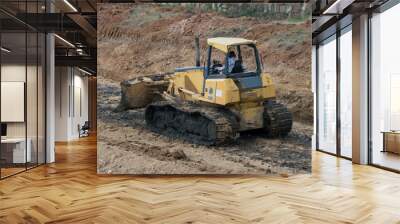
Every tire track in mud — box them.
[99,132,269,174]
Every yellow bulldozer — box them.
[118,37,292,145]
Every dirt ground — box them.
[97,4,312,175]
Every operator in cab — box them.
[227,51,237,73]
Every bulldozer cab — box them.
[206,38,262,79]
[208,45,261,77]
[204,37,264,91]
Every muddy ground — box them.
[97,78,312,175]
[97,4,312,175]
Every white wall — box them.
[1,65,26,81]
[1,65,36,137]
[1,65,26,141]
[1,65,26,136]
[72,73,89,138]
[55,67,70,141]
[55,67,89,141]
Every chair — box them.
[79,121,90,138]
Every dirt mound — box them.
[98,4,312,123]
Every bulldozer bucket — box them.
[116,74,170,111]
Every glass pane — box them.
[1,31,27,177]
[27,31,38,169]
[317,36,337,154]
[239,45,257,73]
[210,48,226,76]
[371,4,400,171]
[38,33,45,165]
[340,28,352,158]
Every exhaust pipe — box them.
[195,35,200,67]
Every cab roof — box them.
[207,37,256,53]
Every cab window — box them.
[236,45,257,74]
[209,47,228,75]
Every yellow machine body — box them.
[167,69,276,131]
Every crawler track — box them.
[145,101,239,145]
[263,101,293,137]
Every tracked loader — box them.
[118,37,292,145]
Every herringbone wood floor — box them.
[0,135,400,224]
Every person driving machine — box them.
[210,50,244,75]
[227,51,236,73]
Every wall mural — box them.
[97,3,312,175]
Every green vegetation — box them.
[162,3,310,22]
[123,5,178,27]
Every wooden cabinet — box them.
[382,132,400,154]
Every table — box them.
[1,138,31,164]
